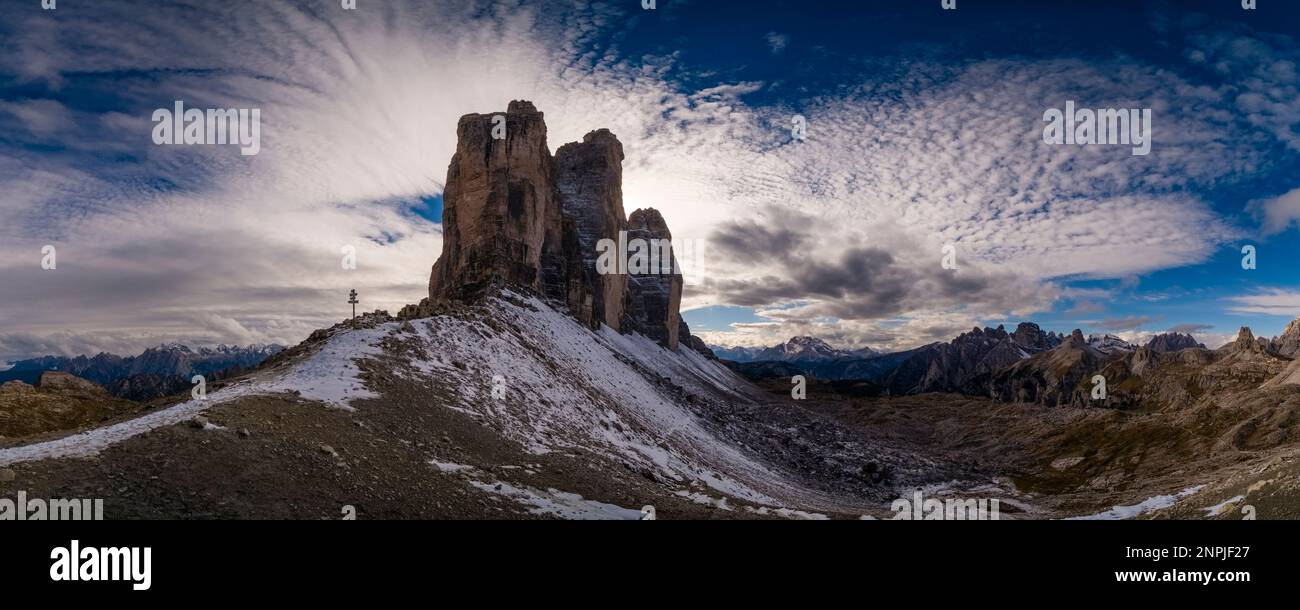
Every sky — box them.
[2,0,1300,363]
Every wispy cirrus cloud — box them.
[1227,289,1300,316]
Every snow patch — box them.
[471,481,644,520]
[0,382,257,466]
[253,325,390,410]
[429,461,475,474]
[1066,485,1205,520]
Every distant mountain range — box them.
[716,323,1300,405]
[0,343,284,401]
[711,336,879,363]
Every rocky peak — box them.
[556,129,628,330]
[1068,329,1086,347]
[1269,317,1300,358]
[622,207,683,349]
[1230,326,1262,353]
[428,99,567,303]
[421,101,696,351]
[1087,334,1135,354]
[1011,322,1061,351]
[1145,332,1205,353]
[781,336,838,360]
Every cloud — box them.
[1248,187,1300,235]
[1168,323,1213,334]
[1068,300,1105,315]
[1227,289,1300,316]
[765,32,789,55]
[1096,315,1160,332]
[704,207,1057,324]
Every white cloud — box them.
[765,32,789,55]
[1248,187,1300,235]
[1227,289,1300,316]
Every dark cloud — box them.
[706,216,1044,321]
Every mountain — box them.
[0,344,284,401]
[711,336,879,364]
[882,322,1062,395]
[410,100,706,356]
[1086,334,1135,354]
[973,330,1109,407]
[1145,332,1206,352]
[756,336,876,362]
[711,345,768,362]
[1268,317,1300,358]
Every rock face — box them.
[621,208,684,349]
[975,329,1109,408]
[1224,326,1267,356]
[1087,334,1135,354]
[1145,332,1205,353]
[555,129,628,330]
[423,101,704,353]
[1269,317,1300,357]
[1012,322,1063,351]
[884,323,1062,395]
[428,101,570,303]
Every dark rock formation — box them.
[428,101,570,304]
[621,208,684,349]
[1145,332,1205,353]
[1224,326,1266,356]
[1268,317,1300,358]
[556,129,628,330]
[422,101,705,352]
[884,323,1061,395]
[1011,322,1063,351]
[975,329,1110,408]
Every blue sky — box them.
[1,0,1299,360]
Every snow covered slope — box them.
[370,293,863,510]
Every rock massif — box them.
[1145,332,1206,353]
[1268,318,1300,358]
[883,322,1062,395]
[420,101,705,354]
